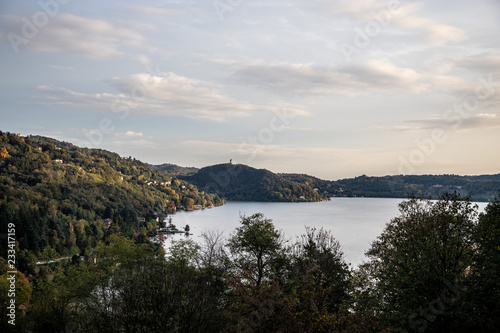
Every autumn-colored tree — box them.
[0,259,33,332]
[0,147,8,158]
[184,197,194,210]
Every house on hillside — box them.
[103,218,112,229]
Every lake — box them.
[164,198,489,268]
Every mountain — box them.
[281,173,500,202]
[152,163,199,176]
[0,131,223,268]
[180,163,327,202]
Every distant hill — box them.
[153,163,199,176]
[181,163,327,202]
[281,173,500,202]
[279,173,332,193]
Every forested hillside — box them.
[152,163,199,176]
[0,131,223,270]
[181,163,327,202]
[282,173,500,202]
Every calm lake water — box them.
[165,198,488,268]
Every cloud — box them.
[0,13,146,59]
[386,113,500,132]
[228,62,350,95]
[425,24,465,45]
[390,3,466,44]
[116,131,144,138]
[342,59,425,90]
[226,59,452,96]
[454,55,500,74]
[284,127,330,132]
[311,0,466,47]
[111,138,160,149]
[35,72,309,121]
[322,0,393,21]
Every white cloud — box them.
[313,0,466,46]
[425,24,465,44]
[116,131,144,138]
[226,59,465,96]
[0,13,146,59]
[284,127,330,132]
[35,72,309,121]
[454,54,500,74]
[390,3,466,44]
[386,113,500,132]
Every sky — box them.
[1,0,499,180]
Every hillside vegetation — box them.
[282,173,500,202]
[182,163,327,202]
[0,131,223,269]
[2,195,499,332]
[152,163,199,176]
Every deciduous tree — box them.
[457,199,500,332]
[365,194,477,332]
[0,147,8,158]
[227,213,285,287]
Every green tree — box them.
[365,194,477,332]
[168,239,200,267]
[26,264,100,333]
[81,250,227,332]
[224,274,297,333]
[290,227,351,314]
[457,199,500,332]
[227,213,285,287]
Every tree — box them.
[168,239,200,267]
[457,199,500,332]
[290,227,351,314]
[26,263,100,333]
[81,247,227,332]
[197,230,228,271]
[0,262,32,332]
[365,194,477,332]
[227,213,285,287]
[0,147,8,158]
[184,197,194,210]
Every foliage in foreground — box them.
[1,194,500,332]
